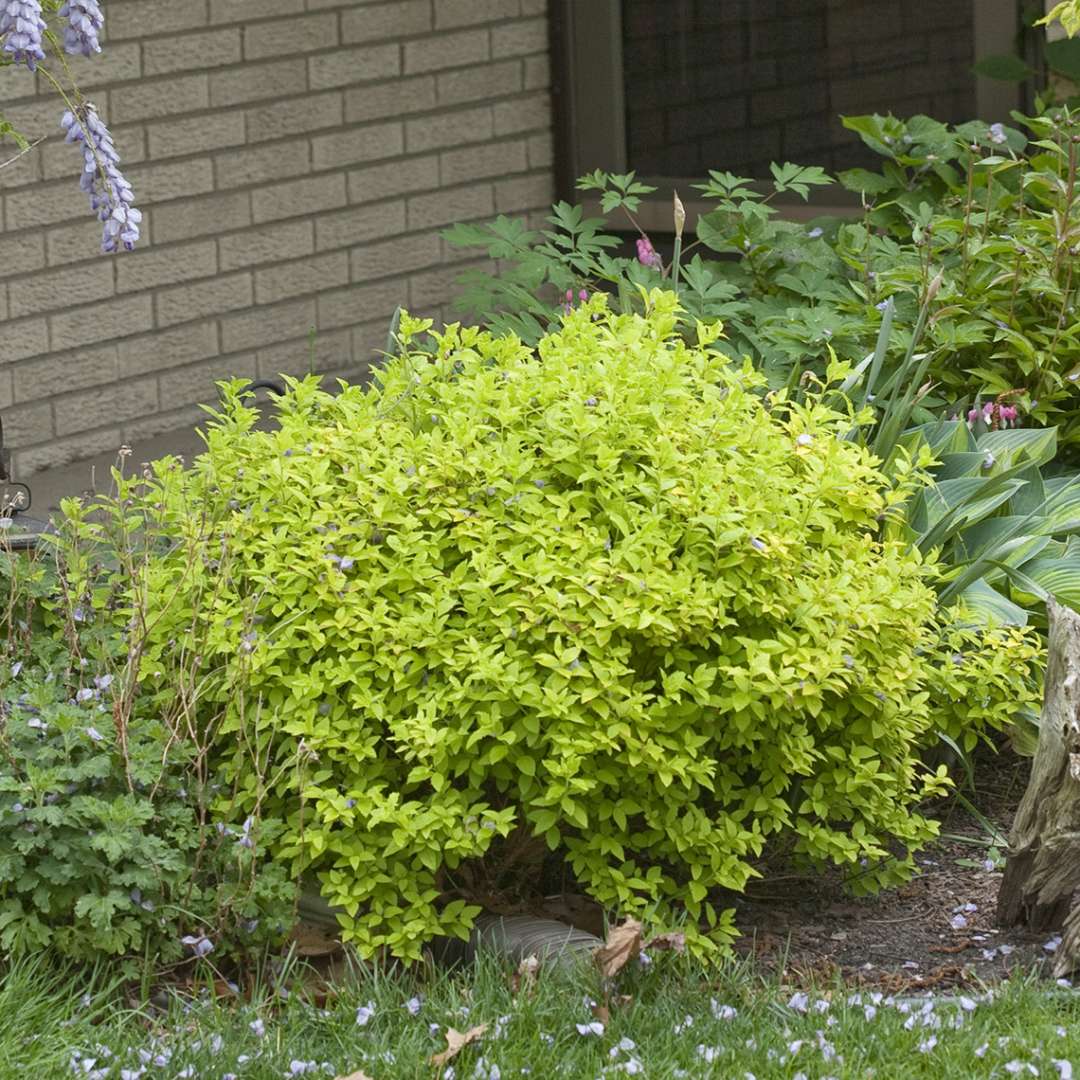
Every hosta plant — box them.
[108,294,1017,962]
[818,312,1080,631]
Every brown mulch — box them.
[724,745,1058,990]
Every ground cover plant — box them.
[0,502,296,967]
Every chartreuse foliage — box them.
[111,293,983,963]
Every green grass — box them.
[2,952,1080,1079]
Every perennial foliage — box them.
[0,516,295,966]
[109,294,1009,961]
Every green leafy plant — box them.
[0,496,295,968]
[923,620,1043,756]
[444,107,1080,454]
[1043,1,1080,39]
[835,108,1080,447]
[813,313,1080,630]
[110,294,1012,963]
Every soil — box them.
[725,745,1059,991]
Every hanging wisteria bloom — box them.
[61,104,142,252]
[0,0,47,70]
[59,0,104,56]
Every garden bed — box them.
[726,748,1058,991]
[276,747,1059,996]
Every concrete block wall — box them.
[0,0,553,476]
[623,0,975,179]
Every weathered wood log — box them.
[997,598,1080,976]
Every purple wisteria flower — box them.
[0,0,46,70]
[235,816,255,849]
[59,0,103,56]
[61,103,141,253]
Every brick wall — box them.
[623,0,975,179]
[0,0,553,476]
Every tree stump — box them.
[997,598,1080,977]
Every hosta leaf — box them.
[934,451,992,480]
[1007,466,1047,518]
[957,578,1030,626]
[955,516,1050,567]
[1013,554,1080,610]
[1040,476,1080,533]
[916,478,1027,550]
[902,419,975,457]
[977,426,1058,471]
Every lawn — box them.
[4,951,1080,1080]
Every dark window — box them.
[555,0,1022,206]
[621,0,978,180]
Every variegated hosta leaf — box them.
[976,426,1058,471]
[1040,476,1080,534]
[1012,554,1080,611]
[955,517,1051,569]
[957,577,1030,626]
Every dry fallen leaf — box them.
[430,1024,488,1070]
[590,1001,611,1025]
[593,918,643,979]
[211,979,240,999]
[334,1071,374,1080]
[511,954,540,997]
[929,940,973,955]
[643,930,686,954]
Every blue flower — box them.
[59,0,102,56]
[236,817,255,850]
[61,104,141,253]
[0,0,46,69]
[180,933,214,957]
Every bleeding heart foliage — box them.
[127,293,1003,960]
